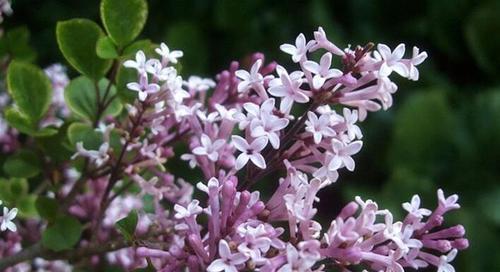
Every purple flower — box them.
[232,136,267,170]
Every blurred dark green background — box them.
[5,0,500,271]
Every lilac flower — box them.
[124,50,147,73]
[305,111,336,144]
[235,59,266,93]
[376,43,409,77]
[1,206,17,232]
[342,108,363,141]
[280,33,314,63]
[184,76,216,92]
[155,43,183,64]
[126,73,160,101]
[303,52,343,89]
[310,27,344,56]
[402,195,432,219]
[408,46,428,81]
[192,134,226,162]
[207,240,248,272]
[250,112,289,149]
[232,135,267,170]
[331,139,363,171]
[437,189,460,211]
[174,200,203,219]
[437,249,458,272]
[268,65,310,112]
[71,142,110,167]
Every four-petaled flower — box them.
[402,195,432,219]
[235,59,268,93]
[305,111,336,144]
[280,33,314,63]
[330,139,363,171]
[268,65,310,113]
[232,136,267,170]
[155,42,183,64]
[174,200,203,219]
[376,43,409,77]
[124,50,147,73]
[71,142,110,167]
[1,206,18,232]
[192,134,226,162]
[127,73,160,101]
[303,52,343,89]
[207,239,249,272]
[437,249,458,272]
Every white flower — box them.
[124,50,147,73]
[437,249,458,272]
[408,46,428,81]
[268,65,310,113]
[342,108,363,141]
[235,59,265,93]
[126,73,160,101]
[303,52,343,89]
[174,200,202,219]
[207,240,248,272]
[192,134,226,162]
[184,76,216,92]
[1,206,18,232]
[376,43,409,77]
[305,111,336,144]
[250,112,289,149]
[71,142,110,167]
[437,189,460,211]
[402,195,432,219]
[155,43,183,64]
[280,33,314,63]
[330,139,363,171]
[232,136,267,170]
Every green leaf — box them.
[100,0,148,47]
[0,27,37,62]
[67,122,102,150]
[17,195,38,218]
[7,61,52,122]
[42,215,83,251]
[3,149,41,178]
[56,19,112,80]
[36,196,59,222]
[115,210,138,241]
[96,36,119,59]
[64,76,123,121]
[4,107,36,134]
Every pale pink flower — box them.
[268,65,310,112]
[235,59,265,93]
[207,240,248,272]
[192,134,226,162]
[305,111,336,144]
[1,206,17,232]
[124,50,147,73]
[402,195,432,219]
[155,43,183,64]
[330,139,363,171]
[280,33,314,63]
[232,135,267,170]
[303,52,343,89]
[174,200,203,219]
[126,73,160,101]
[376,43,409,77]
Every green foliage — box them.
[115,210,138,241]
[64,76,122,122]
[7,61,52,122]
[67,122,102,150]
[56,19,112,80]
[3,149,41,178]
[100,0,148,47]
[35,196,59,222]
[0,178,37,218]
[0,27,37,62]
[42,215,83,251]
[96,36,119,59]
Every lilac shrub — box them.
[0,0,467,271]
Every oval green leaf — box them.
[7,61,52,122]
[3,149,41,178]
[100,0,148,47]
[64,76,123,122]
[56,19,112,80]
[42,215,83,251]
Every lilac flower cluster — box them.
[93,27,467,271]
[0,26,468,271]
